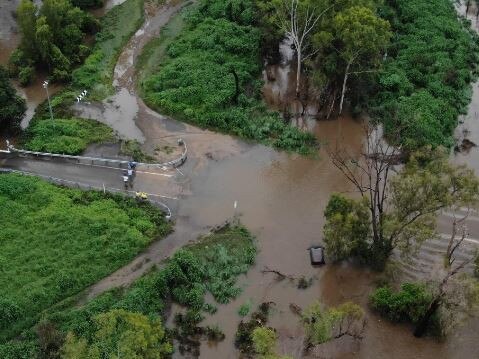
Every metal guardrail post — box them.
[3,139,188,170]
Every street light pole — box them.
[43,80,53,121]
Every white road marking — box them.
[75,162,173,177]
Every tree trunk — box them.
[414,297,441,337]
[466,0,471,15]
[230,68,240,104]
[296,48,301,98]
[339,61,351,115]
[326,90,336,119]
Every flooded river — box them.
[1,0,479,358]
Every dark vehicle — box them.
[309,246,325,265]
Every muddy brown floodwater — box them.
[2,0,479,357]
[71,1,479,357]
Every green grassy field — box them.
[0,173,172,342]
[0,223,256,358]
[23,118,114,154]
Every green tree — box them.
[328,127,479,269]
[11,0,95,83]
[252,327,292,359]
[302,301,365,346]
[259,0,332,96]
[0,66,26,133]
[333,6,391,114]
[71,0,104,9]
[323,193,370,261]
[61,309,172,359]
[16,0,38,61]
[35,17,53,67]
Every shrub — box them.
[0,298,21,330]
[18,66,34,86]
[372,0,479,150]
[238,300,252,317]
[370,283,433,323]
[23,118,114,154]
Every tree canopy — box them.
[371,0,479,150]
[327,135,479,269]
[0,66,26,133]
[9,0,98,85]
[61,309,172,359]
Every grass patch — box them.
[120,139,156,162]
[23,118,114,154]
[140,0,316,154]
[0,173,172,342]
[372,0,479,150]
[137,2,191,91]
[2,223,256,357]
[238,299,252,317]
[72,0,145,99]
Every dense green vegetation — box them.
[73,0,145,99]
[0,173,172,343]
[141,0,316,153]
[0,223,256,358]
[9,0,99,85]
[370,283,432,324]
[137,3,189,90]
[71,0,104,9]
[259,0,391,114]
[302,301,365,346]
[252,327,291,359]
[0,66,26,134]
[62,309,172,358]
[23,118,114,154]
[372,0,479,149]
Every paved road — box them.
[0,155,185,202]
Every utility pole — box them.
[43,80,53,121]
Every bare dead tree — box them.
[327,124,402,261]
[414,208,478,337]
[332,314,367,341]
[279,0,333,97]
[327,124,479,267]
[414,254,474,337]
[445,209,470,266]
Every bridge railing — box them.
[2,139,187,170]
[0,168,173,219]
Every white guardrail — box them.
[0,167,173,219]
[1,139,187,169]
